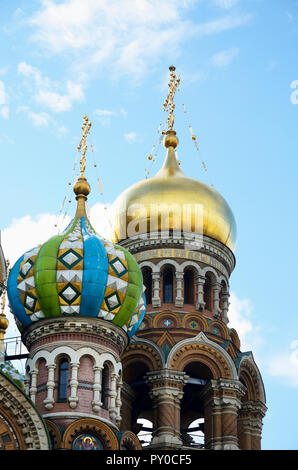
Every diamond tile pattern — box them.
[17,247,41,318]
[9,214,144,331]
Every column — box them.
[238,401,267,450]
[92,365,102,412]
[221,291,230,324]
[174,272,184,307]
[195,275,206,311]
[152,272,161,307]
[250,403,267,450]
[108,373,118,421]
[200,379,245,450]
[43,364,56,410]
[115,377,123,427]
[212,282,222,319]
[145,369,188,450]
[29,368,38,403]
[237,408,252,450]
[68,361,79,409]
[24,374,30,396]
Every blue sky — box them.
[1,0,298,450]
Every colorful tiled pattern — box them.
[7,215,145,333]
[124,291,146,338]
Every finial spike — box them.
[77,114,92,178]
[163,66,180,132]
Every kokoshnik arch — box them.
[0,67,266,451]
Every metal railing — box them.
[4,336,29,361]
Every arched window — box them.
[163,268,173,303]
[142,267,152,304]
[203,274,213,311]
[101,364,109,409]
[58,358,69,402]
[184,269,195,304]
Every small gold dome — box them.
[73,177,91,197]
[110,133,237,251]
[0,313,8,333]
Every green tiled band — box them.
[112,244,143,327]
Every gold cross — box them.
[163,66,180,131]
[77,115,92,178]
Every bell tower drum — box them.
[109,67,267,450]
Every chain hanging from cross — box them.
[163,66,180,132]
[77,114,92,178]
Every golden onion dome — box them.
[110,131,237,251]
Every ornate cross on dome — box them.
[77,114,92,178]
[163,66,180,132]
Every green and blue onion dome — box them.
[7,176,146,338]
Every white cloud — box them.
[212,0,240,9]
[195,14,252,36]
[26,0,252,79]
[1,202,111,268]
[18,61,84,113]
[0,106,9,119]
[228,292,253,346]
[0,66,8,76]
[0,81,6,105]
[0,81,9,119]
[209,46,240,67]
[94,109,117,126]
[17,106,51,127]
[94,108,127,126]
[267,341,298,388]
[18,61,46,87]
[35,81,84,113]
[95,109,117,117]
[124,131,137,144]
[89,202,113,239]
[0,203,112,343]
[228,292,265,357]
[58,125,69,136]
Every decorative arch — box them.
[238,355,266,403]
[61,418,119,450]
[122,339,164,372]
[44,419,62,449]
[139,261,157,272]
[201,266,220,280]
[153,312,180,329]
[27,346,120,374]
[155,258,181,273]
[117,430,142,450]
[167,332,238,380]
[182,313,209,331]
[0,371,50,450]
[230,328,241,350]
[179,260,201,274]
[26,346,74,371]
[208,319,230,340]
